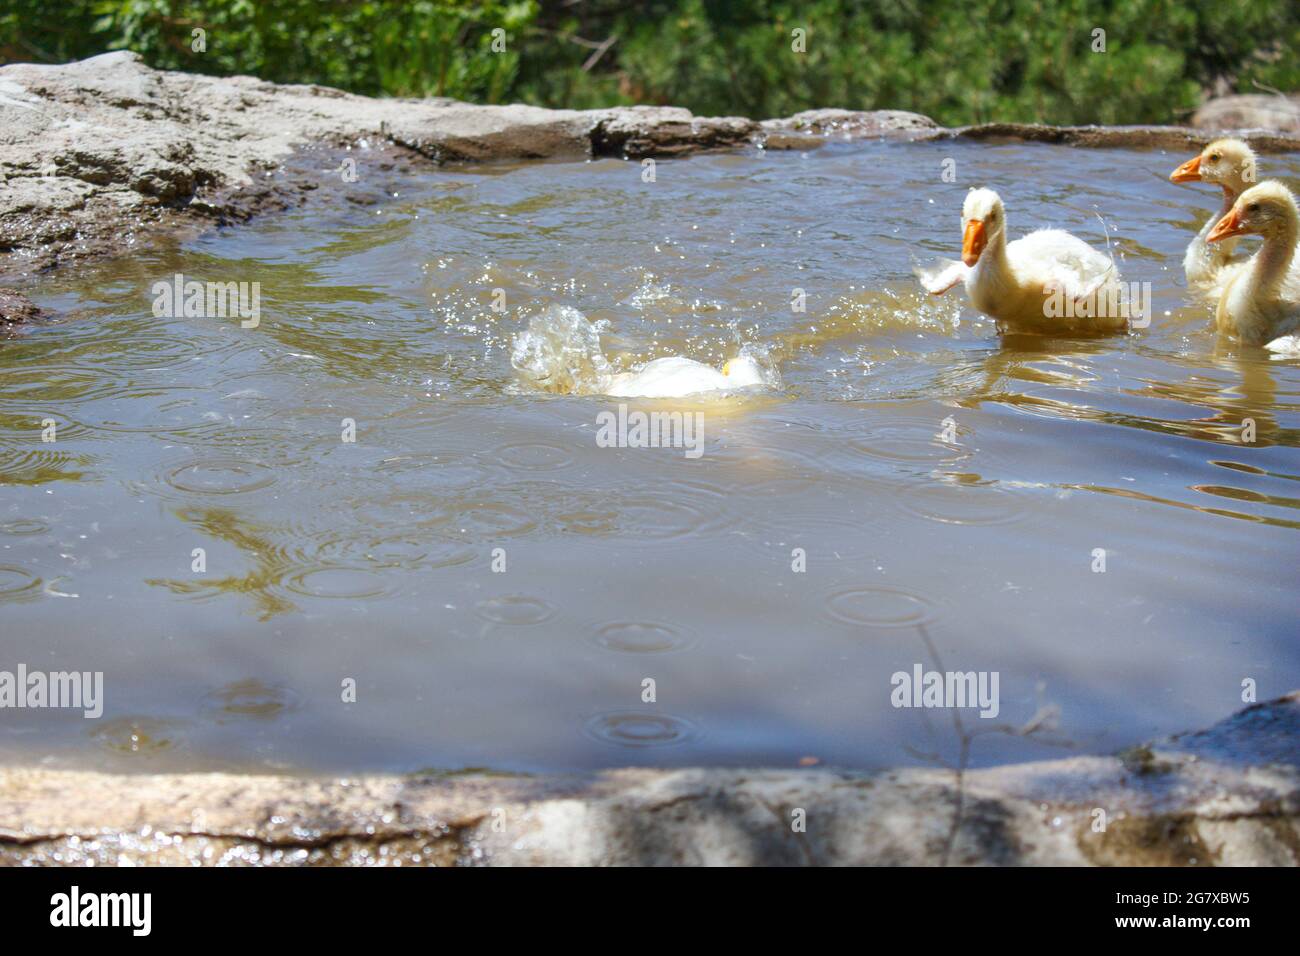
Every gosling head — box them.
[1207,180,1299,243]
[1169,138,1257,196]
[960,188,1004,267]
[720,355,764,388]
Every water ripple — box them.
[164,458,276,495]
[591,621,696,654]
[200,679,300,723]
[90,716,188,757]
[583,711,701,748]
[475,595,555,625]
[0,565,42,603]
[823,584,938,628]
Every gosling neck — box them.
[974,225,1012,287]
[1248,217,1299,300]
[1218,185,1238,219]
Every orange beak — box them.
[961,219,986,267]
[1169,155,1203,183]
[1206,207,1244,243]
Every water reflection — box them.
[146,508,301,619]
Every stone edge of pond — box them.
[3,50,1300,303]
[0,691,1295,866]
[940,122,1300,153]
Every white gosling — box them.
[1169,138,1256,288]
[918,187,1126,333]
[1205,179,1300,347]
[601,354,766,398]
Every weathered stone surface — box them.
[1193,94,1300,135]
[0,54,873,285]
[941,122,1300,153]
[0,287,45,327]
[762,108,938,139]
[1,692,1294,866]
[0,55,945,288]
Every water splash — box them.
[510,303,778,396]
[510,304,614,395]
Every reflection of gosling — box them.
[602,355,765,398]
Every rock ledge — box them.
[1,693,1295,866]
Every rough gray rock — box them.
[756,108,938,150]
[1193,94,1300,135]
[763,107,938,136]
[0,53,931,285]
[0,287,45,328]
[587,105,757,158]
[939,122,1300,153]
[1,692,1294,866]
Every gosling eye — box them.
[1247,202,1260,213]
[1209,153,1221,163]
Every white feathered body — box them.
[601,356,764,398]
[968,228,1126,333]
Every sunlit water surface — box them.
[2,140,1297,774]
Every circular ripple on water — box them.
[285,567,391,600]
[87,328,238,372]
[447,500,539,539]
[893,477,1025,527]
[90,716,187,757]
[583,711,701,749]
[0,448,92,484]
[374,455,494,492]
[603,481,735,544]
[350,493,459,533]
[165,458,275,495]
[742,514,883,560]
[591,621,695,654]
[0,565,42,603]
[554,505,619,536]
[0,364,123,405]
[711,443,827,497]
[349,533,477,571]
[487,441,574,472]
[201,679,300,723]
[475,595,555,625]
[842,417,971,466]
[0,519,48,536]
[823,585,938,629]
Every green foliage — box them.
[1,0,1296,124]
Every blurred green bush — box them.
[2,0,1296,124]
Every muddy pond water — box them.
[2,138,1298,774]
